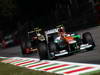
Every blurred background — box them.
[0,0,98,48]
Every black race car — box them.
[20,28,45,54]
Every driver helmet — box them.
[37,33,41,37]
[58,26,64,33]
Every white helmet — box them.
[37,33,41,36]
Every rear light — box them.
[25,48,32,54]
[2,40,7,48]
[25,48,30,53]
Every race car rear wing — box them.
[45,28,58,35]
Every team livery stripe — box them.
[34,63,59,70]
[43,64,69,71]
[27,62,50,68]
[15,60,36,66]
[52,65,79,72]
[64,67,93,74]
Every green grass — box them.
[0,59,60,75]
[80,70,100,75]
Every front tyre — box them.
[48,43,56,60]
[38,43,48,60]
[82,32,95,50]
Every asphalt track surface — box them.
[0,26,100,64]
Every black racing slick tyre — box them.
[20,40,26,54]
[38,43,48,60]
[82,32,95,50]
[48,43,56,60]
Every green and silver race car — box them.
[38,26,95,60]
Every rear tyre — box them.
[82,32,95,50]
[38,43,48,60]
